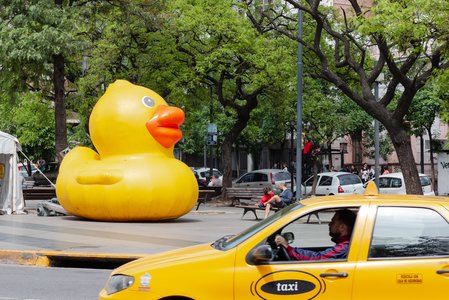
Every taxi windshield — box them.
[212,203,303,251]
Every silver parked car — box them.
[232,169,294,193]
[301,172,365,197]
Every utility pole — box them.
[207,85,217,184]
[295,8,304,199]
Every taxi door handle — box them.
[320,272,348,278]
[436,270,449,274]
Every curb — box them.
[0,249,146,269]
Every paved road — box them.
[0,202,261,266]
[0,200,332,268]
[0,264,110,300]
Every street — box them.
[0,206,256,299]
[0,264,110,300]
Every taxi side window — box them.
[369,207,449,259]
[279,208,359,260]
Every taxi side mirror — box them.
[249,245,274,264]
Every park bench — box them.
[235,198,304,220]
[234,203,282,220]
[196,186,222,210]
[23,187,56,201]
[225,186,282,220]
[225,187,265,206]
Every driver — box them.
[275,209,356,260]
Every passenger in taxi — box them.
[275,209,356,260]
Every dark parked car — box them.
[33,162,59,186]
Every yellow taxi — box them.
[99,183,449,299]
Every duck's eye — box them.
[142,96,155,108]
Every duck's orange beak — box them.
[146,105,185,148]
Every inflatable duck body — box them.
[56,80,198,221]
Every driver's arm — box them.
[286,241,350,261]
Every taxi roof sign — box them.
[364,181,379,196]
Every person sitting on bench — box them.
[258,186,275,209]
[262,182,293,219]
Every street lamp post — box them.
[295,8,304,199]
[207,123,217,183]
[374,81,380,187]
[374,73,384,187]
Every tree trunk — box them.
[388,125,422,195]
[327,141,332,169]
[221,140,233,188]
[221,115,250,189]
[53,53,68,163]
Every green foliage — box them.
[5,0,447,172]
[0,0,85,79]
[147,0,298,157]
[362,125,395,161]
[408,83,443,136]
[434,70,449,125]
[0,92,55,161]
[358,0,449,54]
[302,77,371,144]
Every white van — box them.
[378,172,435,195]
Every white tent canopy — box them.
[0,131,24,214]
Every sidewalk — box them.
[0,201,259,268]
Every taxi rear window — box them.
[369,206,449,259]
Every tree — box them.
[408,83,447,191]
[301,77,371,169]
[0,0,86,161]
[245,0,449,194]
[147,0,297,187]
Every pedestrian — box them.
[37,158,46,170]
[282,163,288,172]
[262,182,293,219]
[360,163,373,184]
[208,175,222,187]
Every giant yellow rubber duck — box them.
[56,80,198,221]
